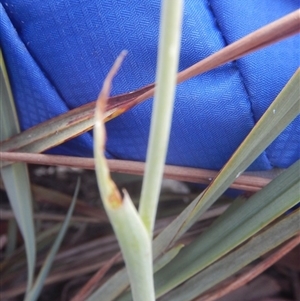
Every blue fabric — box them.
[0,0,299,170]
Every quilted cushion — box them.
[0,0,299,170]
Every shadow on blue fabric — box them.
[0,0,299,171]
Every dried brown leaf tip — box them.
[95,50,127,151]
[96,50,128,119]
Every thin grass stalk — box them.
[24,178,80,301]
[139,0,183,236]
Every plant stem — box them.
[139,0,183,237]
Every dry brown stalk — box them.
[0,151,275,191]
[0,178,107,220]
[0,209,100,224]
[71,252,121,301]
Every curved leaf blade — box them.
[24,178,80,301]
[0,50,36,293]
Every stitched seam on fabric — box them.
[206,0,273,168]
[1,4,71,111]
[206,0,255,122]
[1,4,100,158]
[1,5,123,160]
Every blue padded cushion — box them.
[0,0,299,170]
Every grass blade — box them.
[160,209,300,301]
[0,88,151,155]
[153,244,184,273]
[93,52,155,301]
[90,68,300,301]
[195,235,300,301]
[0,50,36,292]
[153,160,300,297]
[139,0,183,235]
[175,68,300,239]
[24,178,80,301]
[0,223,64,288]
[153,68,300,259]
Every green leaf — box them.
[175,68,300,237]
[93,52,155,301]
[160,208,300,301]
[153,160,300,297]
[138,0,183,236]
[153,244,184,273]
[0,50,36,292]
[24,178,80,301]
